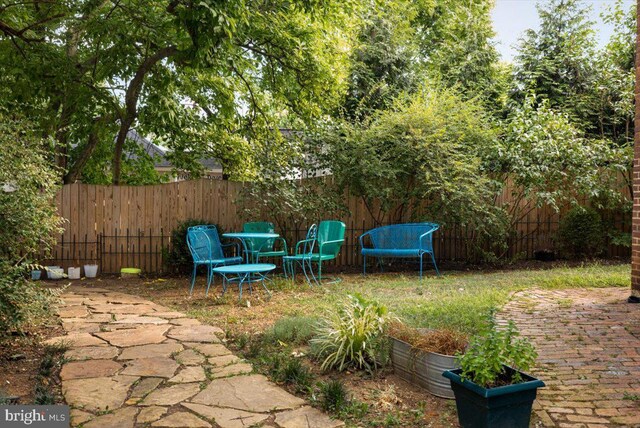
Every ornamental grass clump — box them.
[458,310,537,388]
[311,294,391,372]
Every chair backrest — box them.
[317,220,346,257]
[368,223,439,251]
[186,227,212,262]
[243,221,276,252]
[300,224,318,255]
[189,225,224,259]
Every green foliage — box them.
[0,0,358,183]
[486,97,629,230]
[318,379,350,413]
[557,207,605,258]
[264,316,319,346]
[0,114,64,334]
[458,310,537,388]
[311,294,390,372]
[164,219,218,273]
[324,87,508,256]
[268,354,315,393]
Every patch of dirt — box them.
[0,322,64,403]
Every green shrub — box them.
[0,115,64,335]
[268,354,315,393]
[164,219,222,273]
[311,294,390,372]
[458,310,537,388]
[264,316,319,345]
[557,207,605,257]
[318,379,349,413]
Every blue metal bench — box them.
[359,223,440,279]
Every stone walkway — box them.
[47,286,343,428]
[501,287,640,427]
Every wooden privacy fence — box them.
[42,179,631,274]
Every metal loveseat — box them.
[359,223,440,279]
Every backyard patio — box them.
[27,262,636,427]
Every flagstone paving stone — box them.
[141,383,201,406]
[174,349,206,366]
[121,357,179,378]
[60,359,123,380]
[83,406,138,428]
[65,345,120,360]
[169,366,207,383]
[191,374,306,412]
[185,343,232,357]
[130,377,164,399]
[151,412,211,427]
[166,325,223,343]
[182,403,270,428]
[54,288,339,428]
[118,343,184,360]
[94,325,170,347]
[137,406,168,424]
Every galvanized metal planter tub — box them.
[390,335,459,399]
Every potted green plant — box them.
[388,322,467,398]
[442,311,544,428]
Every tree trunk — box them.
[64,116,109,184]
[112,46,177,185]
[631,0,640,299]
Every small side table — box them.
[212,263,276,299]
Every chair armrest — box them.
[295,238,315,255]
[318,239,345,253]
[257,237,288,255]
[221,242,241,257]
[359,231,372,250]
[419,227,439,250]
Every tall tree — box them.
[0,0,356,184]
[511,0,597,131]
[631,0,640,301]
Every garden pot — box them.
[442,367,545,428]
[68,267,81,279]
[31,270,41,280]
[390,336,459,399]
[84,264,99,278]
[46,266,64,280]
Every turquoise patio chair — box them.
[310,220,346,281]
[242,221,288,263]
[186,225,242,296]
[283,224,318,285]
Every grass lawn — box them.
[162,262,630,336]
[87,261,630,427]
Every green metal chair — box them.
[242,222,287,263]
[283,224,318,285]
[310,220,346,281]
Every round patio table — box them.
[222,232,280,263]
[212,263,276,299]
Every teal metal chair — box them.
[242,221,288,263]
[283,224,318,285]
[310,220,346,281]
[186,225,242,296]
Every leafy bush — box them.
[164,219,220,273]
[264,316,319,345]
[0,114,64,334]
[557,207,605,258]
[311,294,391,372]
[268,354,315,393]
[458,310,537,388]
[318,379,349,413]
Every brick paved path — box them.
[47,286,343,428]
[501,287,640,427]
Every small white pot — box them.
[84,264,99,278]
[68,267,81,280]
[46,267,64,280]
